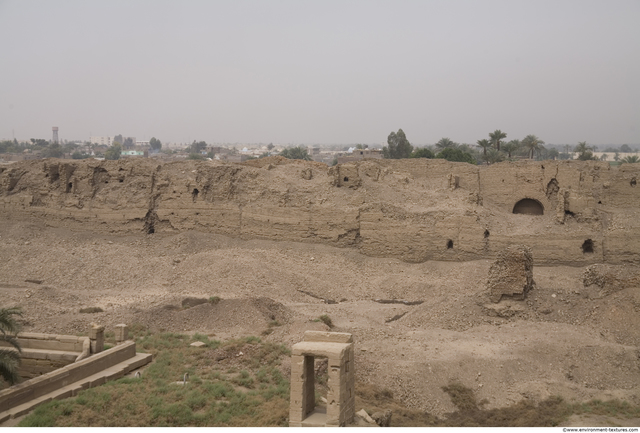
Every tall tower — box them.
[52,127,59,144]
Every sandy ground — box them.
[1,219,639,423]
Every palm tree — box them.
[435,137,458,150]
[522,135,545,160]
[547,148,559,160]
[574,141,590,153]
[488,130,507,151]
[0,307,22,386]
[620,155,640,164]
[574,141,596,161]
[476,139,491,157]
[483,148,505,165]
[501,140,520,159]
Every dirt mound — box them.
[132,297,291,336]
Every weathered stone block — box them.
[116,323,129,344]
[304,330,353,344]
[487,245,535,303]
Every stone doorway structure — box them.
[289,331,355,427]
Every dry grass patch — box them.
[19,329,290,427]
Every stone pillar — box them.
[89,323,105,353]
[289,354,309,426]
[115,324,129,344]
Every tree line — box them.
[381,129,639,165]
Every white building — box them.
[90,136,114,146]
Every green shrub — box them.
[319,314,333,328]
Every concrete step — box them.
[0,352,152,423]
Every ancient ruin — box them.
[0,324,151,422]
[289,331,355,427]
[487,245,535,303]
[0,157,639,426]
[0,158,638,265]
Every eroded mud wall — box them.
[1,158,638,265]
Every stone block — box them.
[89,324,105,340]
[304,331,353,344]
[487,245,535,303]
[115,324,128,343]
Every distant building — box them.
[90,136,114,146]
[120,150,146,158]
[337,149,383,164]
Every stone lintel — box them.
[291,341,350,358]
[303,331,353,344]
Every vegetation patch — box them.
[17,332,640,427]
[19,328,290,427]
[316,314,333,328]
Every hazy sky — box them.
[1,0,638,145]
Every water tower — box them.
[52,127,59,144]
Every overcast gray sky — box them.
[1,0,638,146]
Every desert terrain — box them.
[0,157,639,425]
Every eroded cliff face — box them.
[1,157,638,265]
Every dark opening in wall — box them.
[144,210,156,235]
[582,239,594,254]
[343,177,349,182]
[119,178,124,183]
[631,178,637,187]
[512,198,544,215]
[66,182,72,193]
[484,230,490,238]
[447,239,453,249]
[565,210,575,216]
[545,178,559,199]
[192,188,199,202]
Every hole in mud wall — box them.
[512,198,544,215]
[192,188,199,202]
[545,178,559,199]
[565,210,575,217]
[343,177,349,182]
[631,178,637,187]
[484,230,490,238]
[119,178,124,183]
[447,239,453,249]
[66,182,73,193]
[582,239,594,254]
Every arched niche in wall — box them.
[512,198,544,215]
